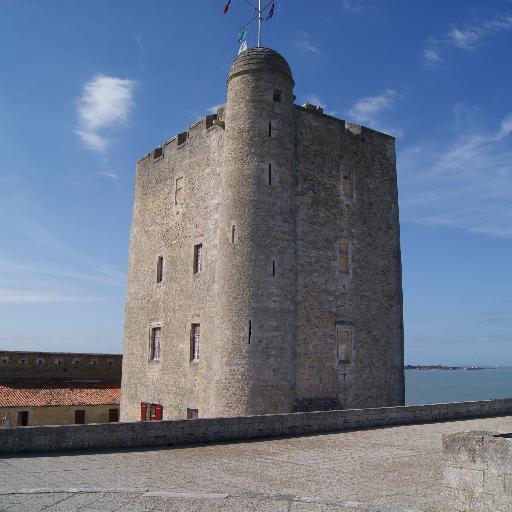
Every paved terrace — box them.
[1,415,511,512]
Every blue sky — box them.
[0,0,511,365]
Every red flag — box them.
[223,0,232,14]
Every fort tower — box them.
[121,48,404,421]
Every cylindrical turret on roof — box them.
[211,48,297,416]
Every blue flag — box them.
[266,2,274,20]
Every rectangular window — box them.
[342,171,353,198]
[231,225,236,243]
[248,320,252,344]
[268,163,272,185]
[272,260,275,277]
[74,410,85,424]
[190,323,200,361]
[193,244,203,273]
[273,89,282,102]
[336,325,352,364]
[157,255,164,283]
[17,411,29,426]
[268,122,272,138]
[149,326,161,361]
[108,408,119,422]
[175,176,183,206]
[187,408,199,419]
[339,240,350,273]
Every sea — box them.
[405,366,512,405]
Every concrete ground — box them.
[1,415,511,512]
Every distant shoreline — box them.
[405,365,495,371]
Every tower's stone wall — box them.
[121,48,404,421]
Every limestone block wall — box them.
[121,117,224,421]
[443,430,512,511]
[294,109,403,410]
[2,399,511,455]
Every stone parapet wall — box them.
[2,399,511,455]
[443,429,512,511]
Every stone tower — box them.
[120,48,404,422]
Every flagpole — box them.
[257,0,262,47]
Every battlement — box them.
[137,105,226,164]
[0,350,122,383]
[294,102,394,141]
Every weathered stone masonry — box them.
[121,48,404,421]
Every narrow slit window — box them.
[156,255,164,283]
[339,240,350,273]
[149,327,161,361]
[248,320,252,344]
[268,163,272,185]
[268,122,272,138]
[193,244,203,273]
[231,224,236,243]
[272,260,275,277]
[175,177,183,206]
[342,171,353,198]
[190,323,200,361]
[336,325,352,364]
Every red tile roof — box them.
[0,382,120,407]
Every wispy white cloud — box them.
[75,74,137,153]
[0,290,109,304]
[340,0,362,13]
[348,89,402,137]
[295,33,321,55]
[399,110,512,237]
[98,171,119,179]
[207,104,223,115]
[0,258,124,287]
[423,13,512,66]
[304,95,326,109]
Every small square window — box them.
[19,359,27,365]
[55,359,63,365]
[1,357,9,364]
[150,327,161,361]
[193,244,203,274]
[273,89,282,102]
[187,408,199,419]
